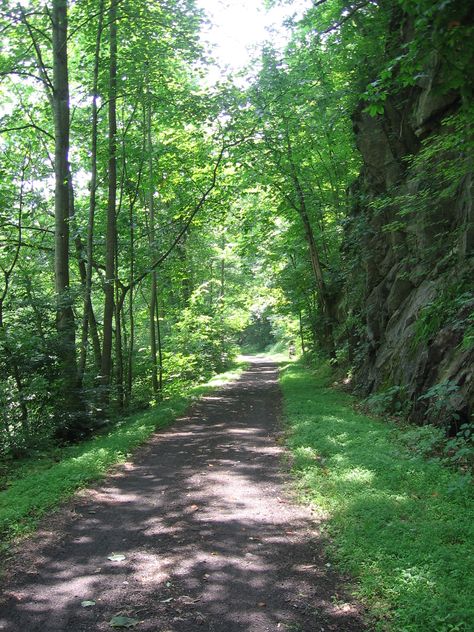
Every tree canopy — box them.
[0,0,472,454]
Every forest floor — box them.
[0,358,365,632]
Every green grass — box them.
[280,361,474,632]
[0,362,246,553]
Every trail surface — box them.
[0,359,365,631]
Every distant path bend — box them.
[0,358,365,631]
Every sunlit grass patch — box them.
[281,361,474,631]
[0,361,247,554]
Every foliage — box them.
[395,423,447,460]
[281,361,474,631]
[0,4,471,630]
[0,0,470,455]
[417,380,462,424]
[363,385,409,417]
[462,313,474,350]
[367,107,474,271]
[341,0,474,112]
[0,5,472,631]
[240,307,276,353]
[0,0,261,452]
[168,304,238,383]
[445,423,474,469]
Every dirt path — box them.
[0,359,365,631]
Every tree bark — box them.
[52,0,83,432]
[126,199,135,407]
[69,175,102,383]
[79,0,104,381]
[297,195,335,358]
[146,89,160,397]
[299,310,306,354]
[115,261,124,408]
[155,292,163,394]
[284,130,335,358]
[101,0,118,396]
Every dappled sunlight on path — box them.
[0,359,365,631]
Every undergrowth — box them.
[280,361,474,632]
[0,363,246,555]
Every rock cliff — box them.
[342,53,473,432]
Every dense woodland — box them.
[0,0,473,456]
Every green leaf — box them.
[109,615,140,628]
[81,600,96,607]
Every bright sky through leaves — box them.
[196,0,311,82]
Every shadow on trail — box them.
[0,360,365,632]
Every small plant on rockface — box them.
[418,380,460,425]
[445,422,474,469]
[329,342,350,367]
[461,313,474,350]
[415,282,473,345]
[363,385,408,416]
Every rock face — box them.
[342,55,474,431]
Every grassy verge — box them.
[280,361,474,632]
[0,362,246,552]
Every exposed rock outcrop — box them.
[342,52,473,431]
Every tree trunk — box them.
[126,206,135,407]
[69,175,102,384]
[115,268,124,408]
[52,0,83,433]
[79,0,104,382]
[292,173,335,358]
[101,0,118,397]
[299,310,306,354]
[146,88,161,398]
[220,235,225,299]
[124,154,143,407]
[155,287,163,394]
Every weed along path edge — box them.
[0,358,364,632]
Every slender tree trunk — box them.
[292,174,335,358]
[68,176,101,385]
[270,125,336,358]
[209,260,214,308]
[299,310,306,354]
[52,0,83,432]
[115,265,124,408]
[155,289,163,394]
[149,273,159,396]
[126,212,135,406]
[79,0,104,381]
[121,299,129,402]
[123,151,144,407]
[146,88,160,398]
[288,255,307,356]
[220,235,225,299]
[101,0,118,396]
[114,177,124,408]
[125,184,138,408]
